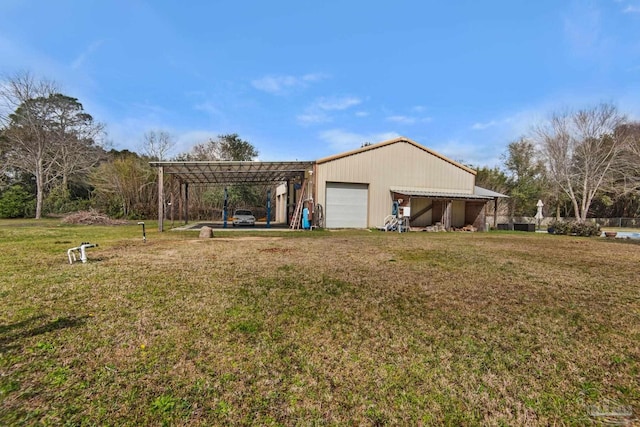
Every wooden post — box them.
[158,166,164,232]
[443,200,452,230]
[286,180,290,226]
[170,190,174,224]
[184,182,189,225]
[494,198,498,229]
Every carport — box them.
[150,161,314,231]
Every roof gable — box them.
[315,136,476,175]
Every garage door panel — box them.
[325,183,368,228]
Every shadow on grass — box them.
[0,315,88,352]
[0,315,46,335]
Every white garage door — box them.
[325,182,368,228]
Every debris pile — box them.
[62,210,128,226]
[422,222,447,232]
[420,223,479,232]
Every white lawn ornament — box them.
[67,242,99,264]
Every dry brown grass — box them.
[0,222,639,425]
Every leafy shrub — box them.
[548,219,600,237]
[44,185,91,214]
[0,185,35,218]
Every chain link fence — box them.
[487,216,640,228]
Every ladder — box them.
[289,180,306,230]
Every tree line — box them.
[1,72,639,221]
[476,104,640,221]
[0,73,262,220]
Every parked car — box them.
[232,209,255,227]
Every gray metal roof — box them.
[473,186,509,198]
[390,185,508,200]
[149,160,314,184]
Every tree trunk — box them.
[570,196,581,222]
[35,158,44,219]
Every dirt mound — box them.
[62,210,128,226]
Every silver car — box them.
[232,209,255,227]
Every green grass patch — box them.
[0,219,638,425]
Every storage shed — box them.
[313,137,504,230]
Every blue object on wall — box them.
[392,201,399,216]
[302,207,310,229]
[223,187,228,228]
[266,189,271,228]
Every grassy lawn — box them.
[1,220,638,425]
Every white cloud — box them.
[71,39,104,70]
[252,75,297,93]
[301,73,327,82]
[562,3,611,59]
[386,115,432,125]
[471,120,499,130]
[0,34,63,80]
[319,129,400,152]
[296,96,361,125]
[430,140,502,168]
[173,130,220,155]
[355,111,369,117]
[315,96,361,111]
[623,5,640,13]
[387,115,416,124]
[470,112,538,137]
[296,112,330,124]
[251,73,328,95]
[194,101,221,117]
[108,125,223,158]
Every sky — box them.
[1,0,639,167]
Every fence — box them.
[486,216,640,229]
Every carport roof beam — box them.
[149,160,314,185]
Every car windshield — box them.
[235,210,252,216]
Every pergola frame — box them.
[150,161,315,231]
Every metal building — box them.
[313,137,504,230]
[150,136,505,231]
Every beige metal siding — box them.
[452,201,466,227]
[410,198,433,227]
[316,141,475,227]
[275,184,287,223]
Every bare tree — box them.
[0,72,105,218]
[536,104,627,222]
[0,72,59,218]
[141,129,174,161]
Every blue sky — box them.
[1,1,639,166]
